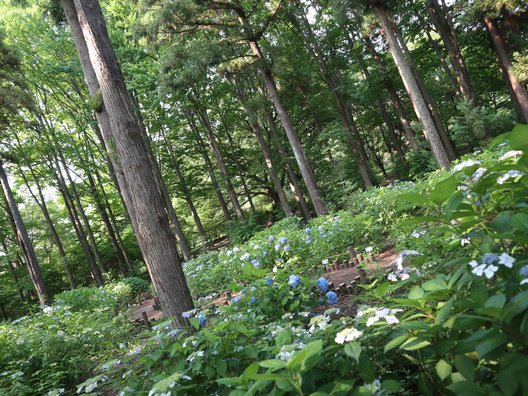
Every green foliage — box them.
[78,129,528,395]
[0,289,133,395]
[227,214,265,245]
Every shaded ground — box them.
[131,248,400,325]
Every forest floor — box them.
[130,248,399,324]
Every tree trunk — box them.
[160,127,209,248]
[18,162,77,288]
[193,101,245,221]
[427,0,477,104]
[266,112,312,219]
[52,158,104,286]
[236,11,327,216]
[392,21,457,161]
[231,78,293,217]
[185,108,233,221]
[360,32,420,150]
[64,0,194,323]
[375,5,451,169]
[484,16,528,123]
[291,5,374,188]
[1,239,26,302]
[0,160,49,305]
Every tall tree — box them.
[61,0,194,322]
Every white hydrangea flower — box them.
[452,159,481,172]
[335,327,363,344]
[498,253,515,268]
[497,170,524,184]
[499,150,523,161]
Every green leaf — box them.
[400,337,431,351]
[436,359,452,381]
[502,290,528,322]
[508,123,528,151]
[381,379,401,393]
[454,355,475,381]
[434,297,454,325]
[485,294,506,309]
[240,362,259,385]
[384,335,409,353]
[408,286,424,300]
[511,213,528,233]
[259,359,286,369]
[475,332,507,358]
[422,276,449,292]
[430,176,458,206]
[286,340,322,372]
[398,192,430,205]
[344,342,361,362]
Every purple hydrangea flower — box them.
[268,235,275,242]
[279,237,288,244]
[181,311,191,319]
[283,245,291,252]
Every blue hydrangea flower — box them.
[305,228,311,234]
[232,295,243,304]
[520,266,528,276]
[249,296,256,304]
[268,235,275,242]
[283,245,291,252]
[482,253,498,265]
[262,251,268,256]
[181,311,191,318]
[326,291,338,305]
[279,237,288,244]
[197,314,206,328]
[274,244,281,251]
[265,278,273,286]
[288,275,301,288]
[319,232,326,237]
[316,277,329,293]
[251,259,261,268]
[305,236,311,244]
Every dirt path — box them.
[131,248,400,324]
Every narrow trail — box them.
[131,248,399,325]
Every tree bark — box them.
[375,5,451,169]
[0,160,49,304]
[231,78,293,217]
[484,16,528,123]
[64,0,194,323]
[192,101,245,221]
[236,11,327,216]
[426,0,477,104]
[17,162,77,288]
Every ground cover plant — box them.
[62,128,528,395]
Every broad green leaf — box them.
[508,123,528,151]
[400,337,431,351]
[286,340,322,372]
[454,354,475,381]
[259,359,286,369]
[436,359,452,381]
[381,379,400,393]
[430,176,458,206]
[344,342,361,362]
[511,213,528,233]
[434,297,454,325]
[408,286,424,300]
[384,335,409,353]
[475,332,507,358]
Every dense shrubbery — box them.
[0,281,138,395]
[74,127,528,395]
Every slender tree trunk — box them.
[375,5,451,169]
[361,32,420,150]
[291,5,374,188]
[237,11,327,215]
[1,239,26,301]
[52,159,104,286]
[63,0,194,323]
[484,16,528,123]
[266,112,312,219]
[59,155,107,274]
[18,163,77,288]
[222,121,256,214]
[160,128,209,248]
[392,21,457,161]
[192,102,245,221]
[427,0,477,104]
[0,161,49,304]
[186,108,233,221]
[231,78,293,217]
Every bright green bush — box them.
[77,125,528,395]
